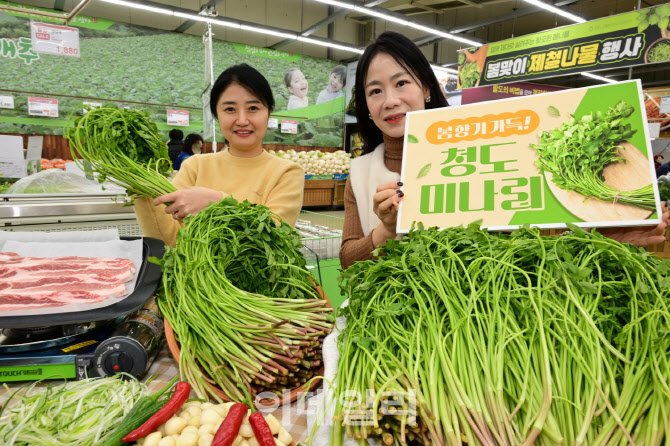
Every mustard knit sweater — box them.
[134,149,304,246]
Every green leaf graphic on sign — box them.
[418,163,432,178]
[660,16,670,31]
[638,21,650,32]
[548,106,560,117]
[407,134,419,143]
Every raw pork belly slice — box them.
[0,252,136,312]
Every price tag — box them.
[281,119,298,134]
[0,135,27,178]
[0,95,14,109]
[167,109,189,127]
[28,97,58,117]
[661,96,670,114]
[268,118,278,129]
[31,21,80,57]
[26,136,43,175]
[82,101,102,113]
[649,122,661,139]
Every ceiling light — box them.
[523,0,586,23]
[431,64,458,74]
[173,11,241,28]
[240,25,297,40]
[100,0,173,15]
[411,23,481,47]
[311,0,354,9]
[298,36,364,54]
[581,72,617,84]
[353,6,408,26]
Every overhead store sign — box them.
[30,21,80,57]
[398,80,661,232]
[457,4,670,89]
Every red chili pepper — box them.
[211,403,248,446]
[121,381,191,442]
[249,411,276,446]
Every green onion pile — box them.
[0,375,151,446]
[333,224,670,446]
[157,197,334,401]
[532,100,656,210]
[65,105,176,198]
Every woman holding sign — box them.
[339,31,669,269]
[134,63,304,247]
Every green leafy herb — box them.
[64,105,176,198]
[334,224,670,446]
[459,62,481,89]
[648,41,670,63]
[548,105,561,117]
[407,134,419,143]
[417,163,432,178]
[658,174,670,201]
[157,197,333,401]
[458,52,466,66]
[531,100,655,210]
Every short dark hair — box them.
[210,63,275,118]
[169,129,183,140]
[183,133,203,156]
[355,31,447,153]
[331,65,346,86]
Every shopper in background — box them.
[134,63,304,246]
[285,68,309,110]
[339,31,670,270]
[316,65,346,104]
[166,129,184,164]
[173,133,203,170]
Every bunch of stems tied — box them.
[333,224,670,446]
[65,105,176,198]
[532,101,655,210]
[157,198,333,401]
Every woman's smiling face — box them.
[364,52,429,139]
[216,83,269,158]
[287,70,309,99]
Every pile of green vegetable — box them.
[157,197,333,402]
[333,224,670,446]
[647,40,670,63]
[532,100,656,210]
[459,62,481,88]
[65,105,176,198]
[0,375,155,445]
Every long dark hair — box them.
[355,31,447,153]
[183,133,203,155]
[210,63,275,118]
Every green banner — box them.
[457,4,670,88]
[0,1,114,30]
[0,363,75,381]
[399,80,660,232]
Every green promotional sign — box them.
[0,363,75,381]
[399,81,661,232]
[457,4,670,88]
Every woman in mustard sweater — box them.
[134,64,304,246]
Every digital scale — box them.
[0,237,166,382]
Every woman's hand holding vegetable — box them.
[599,201,669,247]
[372,181,404,246]
[154,187,224,221]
